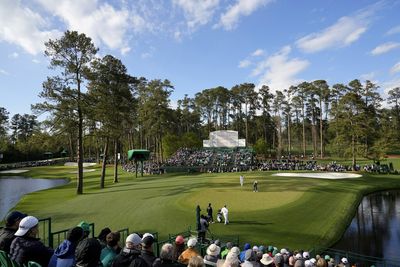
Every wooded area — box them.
[1,31,400,193]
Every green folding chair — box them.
[26,261,42,267]
[0,250,12,267]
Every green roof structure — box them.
[127,149,150,177]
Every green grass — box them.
[2,163,400,251]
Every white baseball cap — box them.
[15,216,39,236]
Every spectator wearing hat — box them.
[75,237,103,267]
[77,221,91,238]
[274,253,284,267]
[239,244,251,263]
[338,257,348,267]
[153,243,182,267]
[315,258,327,267]
[220,250,240,267]
[220,242,233,259]
[178,238,199,265]
[188,256,205,267]
[260,253,274,267]
[48,226,85,267]
[327,258,335,267]
[204,244,220,267]
[101,232,121,267]
[0,211,26,253]
[113,233,146,267]
[294,253,304,267]
[241,249,255,267]
[9,215,54,267]
[173,235,185,261]
[141,233,156,267]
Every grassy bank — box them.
[2,163,400,251]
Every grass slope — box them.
[2,162,400,251]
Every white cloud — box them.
[35,0,139,54]
[382,78,400,103]
[8,52,19,58]
[252,45,310,91]
[141,52,152,59]
[32,59,41,64]
[360,72,376,81]
[387,25,400,35]
[238,59,252,68]
[371,42,400,55]
[216,0,273,30]
[296,2,382,53]
[173,0,220,29]
[0,69,10,76]
[391,62,400,74]
[0,0,61,55]
[251,49,264,57]
[174,30,182,41]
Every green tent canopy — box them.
[128,150,150,161]
[127,149,150,177]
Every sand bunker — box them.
[64,162,96,167]
[272,172,362,179]
[0,169,30,174]
[69,169,97,174]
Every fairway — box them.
[3,164,400,251]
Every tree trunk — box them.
[302,107,306,158]
[69,133,74,161]
[100,137,109,189]
[320,101,324,159]
[76,79,83,195]
[96,135,100,164]
[287,113,291,156]
[352,133,356,170]
[114,139,118,183]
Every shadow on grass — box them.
[230,220,273,226]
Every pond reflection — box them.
[0,176,68,220]
[332,191,400,266]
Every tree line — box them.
[0,31,400,193]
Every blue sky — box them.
[1,0,400,118]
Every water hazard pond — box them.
[0,176,68,220]
[332,190,400,266]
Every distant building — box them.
[203,130,246,148]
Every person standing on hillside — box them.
[221,205,229,225]
[207,203,214,223]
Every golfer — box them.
[253,180,258,192]
[221,205,229,225]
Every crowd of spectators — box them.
[0,159,67,171]
[0,210,367,267]
[165,149,213,167]
[163,148,254,173]
[122,161,163,175]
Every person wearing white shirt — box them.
[221,205,229,225]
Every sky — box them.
[1,0,400,118]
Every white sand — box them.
[64,162,96,167]
[69,169,97,173]
[272,172,362,179]
[0,169,30,174]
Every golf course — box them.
[2,159,400,251]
